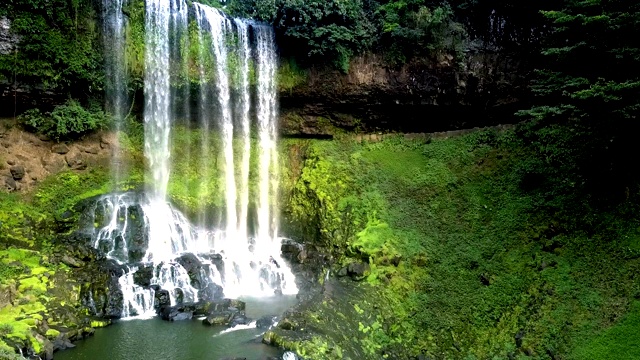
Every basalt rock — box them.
[160,303,194,321]
[175,253,204,285]
[154,288,171,310]
[132,264,153,287]
[3,176,16,191]
[51,143,70,155]
[228,313,252,327]
[9,165,25,180]
[199,282,224,302]
[280,52,529,136]
[340,262,369,281]
[256,315,278,329]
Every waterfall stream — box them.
[97,0,297,319]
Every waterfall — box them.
[193,4,237,249]
[102,0,127,182]
[97,0,297,320]
[235,19,251,243]
[255,25,279,249]
[144,0,172,201]
[119,267,155,319]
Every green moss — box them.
[18,277,47,294]
[282,130,640,358]
[278,57,307,93]
[90,320,110,328]
[571,302,640,359]
[45,329,60,339]
[34,169,112,218]
[29,334,42,353]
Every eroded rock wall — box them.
[280,50,529,136]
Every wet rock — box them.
[227,299,246,311]
[347,262,369,280]
[277,318,295,331]
[201,252,225,275]
[52,337,76,351]
[160,303,198,321]
[9,165,24,180]
[154,289,171,310]
[173,312,193,321]
[51,143,70,154]
[123,204,148,262]
[256,315,277,329]
[281,239,305,263]
[175,288,185,305]
[203,298,245,314]
[132,265,154,287]
[203,311,234,326]
[34,334,54,360]
[104,287,124,318]
[336,266,348,277]
[60,255,84,268]
[229,313,252,327]
[199,282,224,301]
[175,253,204,286]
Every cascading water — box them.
[102,0,127,182]
[144,0,172,201]
[96,0,297,319]
[234,19,251,243]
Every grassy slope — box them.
[282,130,640,359]
[0,168,117,356]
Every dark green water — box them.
[56,296,297,360]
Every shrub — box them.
[20,100,111,141]
[0,324,13,337]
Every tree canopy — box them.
[517,0,640,206]
[0,0,103,95]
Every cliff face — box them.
[1,10,532,134]
[279,49,530,137]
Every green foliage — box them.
[572,302,640,359]
[20,100,111,141]
[122,0,145,89]
[277,57,307,92]
[0,324,13,338]
[376,1,465,65]
[283,131,640,358]
[517,0,640,208]
[34,169,111,218]
[0,347,23,360]
[271,0,376,72]
[0,0,103,93]
[166,126,224,216]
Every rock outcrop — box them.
[280,51,529,136]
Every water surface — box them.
[56,296,296,360]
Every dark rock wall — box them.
[279,50,530,137]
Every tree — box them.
[273,0,376,72]
[0,0,103,96]
[518,0,640,203]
